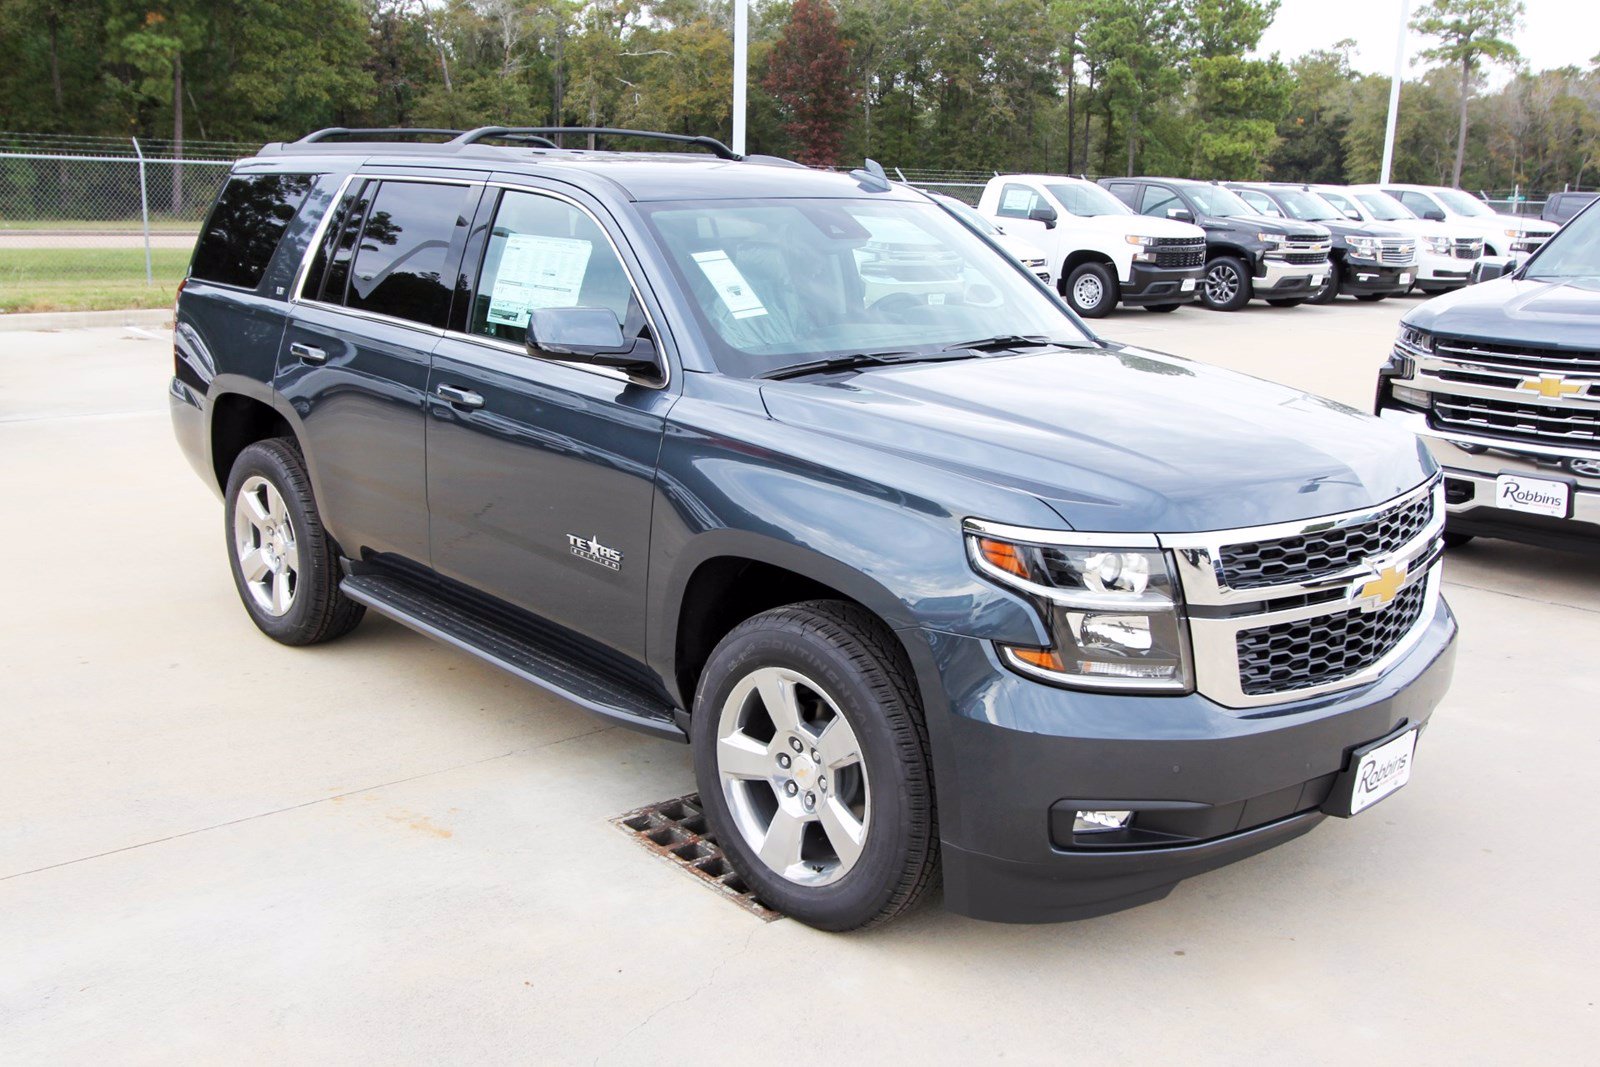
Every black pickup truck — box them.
[171,127,1457,930]
[1100,177,1332,311]
[1229,182,1418,304]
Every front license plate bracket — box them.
[1322,721,1420,818]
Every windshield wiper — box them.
[759,350,978,381]
[939,334,1084,353]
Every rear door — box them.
[424,182,675,660]
[277,175,481,564]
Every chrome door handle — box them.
[289,342,327,365]
[436,384,485,410]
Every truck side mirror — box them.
[1422,208,1446,222]
[1167,207,1194,224]
[1028,204,1058,229]
[527,307,661,379]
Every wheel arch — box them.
[1058,248,1117,287]
[208,383,297,492]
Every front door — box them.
[425,185,674,660]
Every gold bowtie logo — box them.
[1356,565,1407,609]
[1519,374,1583,400]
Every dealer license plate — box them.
[1181,278,1196,292]
[1494,473,1571,518]
[1400,273,1412,285]
[1348,728,1417,815]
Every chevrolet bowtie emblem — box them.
[1354,564,1407,611]
[1518,374,1583,400]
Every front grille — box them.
[1378,239,1416,266]
[1217,490,1434,591]
[1452,239,1483,259]
[1433,394,1600,446]
[1434,336,1600,376]
[1153,236,1205,248]
[1284,251,1328,265]
[1236,582,1428,696]
[1155,248,1204,269]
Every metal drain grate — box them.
[613,793,782,921]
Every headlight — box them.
[1125,234,1157,246]
[1396,324,1433,353]
[1257,232,1286,245]
[965,524,1193,692]
[1504,228,1521,238]
[1424,236,1451,254]
[1348,236,1379,258]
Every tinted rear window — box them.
[344,181,471,328]
[191,173,317,289]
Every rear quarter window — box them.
[190,173,318,289]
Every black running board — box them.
[341,573,686,741]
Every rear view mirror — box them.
[527,307,660,378]
[1028,204,1058,229]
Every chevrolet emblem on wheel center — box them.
[171,126,1456,930]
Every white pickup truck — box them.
[977,174,1207,317]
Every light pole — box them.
[1380,0,1411,184]
[732,0,748,156]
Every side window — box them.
[1138,185,1182,219]
[469,190,641,345]
[344,181,472,328]
[1320,190,1357,218]
[1398,191,1434,215]
[1238,190,1281,216]
[994,183,1042,220]
[302,182,364,301]
[191,173,318,289]
[1104,183,1138,208]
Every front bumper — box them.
[1342,260,1414,295]
[1254,255,1329,297]
[1379,407,1600,550]
[1415,250,1474,290]
[1120,262,1203,306]
[901,599,1456,923]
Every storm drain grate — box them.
[612,793,782,922]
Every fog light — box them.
[1073,809,1133,833]
[1391,385,1432,408]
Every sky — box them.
[1254,0,1600,82]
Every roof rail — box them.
[452,126,741,161]
[296,128,466,143]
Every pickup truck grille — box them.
[1236,582,1428,696]
[1433,337,1600,375]
[1433,394,1600,445]
[1284,251,1328,265]
[1414,336,1600,448]
[1155,247,1204,268]
[1217,490,1434,591]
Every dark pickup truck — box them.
[1229,182,1418,304]
[1099,177,1332,311]
[1378,195,1600,552]
[171,127,1457,930]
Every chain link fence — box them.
[0,133,252,313]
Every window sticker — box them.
[690,249,768,319]
[1001,188,1035,213]
[486,233,594,327]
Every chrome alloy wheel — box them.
[233,475,299,617]
[1072,273,1105,311]
[1204,262,1240,304]
[715,666,871,887]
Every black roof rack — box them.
[296,128,466,143]
[452,126,741,160]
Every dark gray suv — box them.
[171,127,1457,930]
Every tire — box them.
[1354,293,1387,302]
[691,599,938,931]
[223,438,364,646]
[1266,298,1305,308]
[1063,261,1118,318]
[1200,256,1251,311]
[1308,262,1343,305]
[1443,531,1475,549]
[1144,303,1182,313]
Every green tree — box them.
[1081,0,1186,175]
[1190,54,1291,177]
[1270,42,1358,181]
[1411,0,1524,187]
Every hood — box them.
[1248,217,1330,241]
[1317,218,1412,239]
[1405,275,1600,349]
[759,346,1432,534]
[1069,213,1204,239]
[1496,213,1557,234]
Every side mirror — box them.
[1422,208,1446,222]
[1344,210,1362,222]
[1166,207,1194,223]
[527,307,660,379]
[1470,258,1516,283]
[1028,204,1058,229]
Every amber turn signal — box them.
[978,537,1030,579]
[1007,646,1067,672]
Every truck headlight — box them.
[1348,236,1379,260]
[965,524,1193,693]
[1257,232,1286,245]
[1423,236,1451,254]
[1396,324,1433,353]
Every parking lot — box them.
[3,297,1597,1062]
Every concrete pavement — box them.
[2,301,1597,1063]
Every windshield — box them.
[1267,188,1343,222]
[1046,182,1131,217]
[1185,185,1257,218]
[1436,188,1495,217]
[937,196,1000,235]
[1523,201,1600,281]
[1356,192,1415,222]
[639,197,1091,378]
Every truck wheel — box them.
[1064,262,1117,318]
[691,600,938,931]
[1309,263,1343,305]
[1144,303,1182,313]
[1266,298,1305,308]
[224,438,364,646]
[1201,256,1251,311]
[1354,293,1387,302]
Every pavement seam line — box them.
[1442,576,1600,616]
[0,724,615,882]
